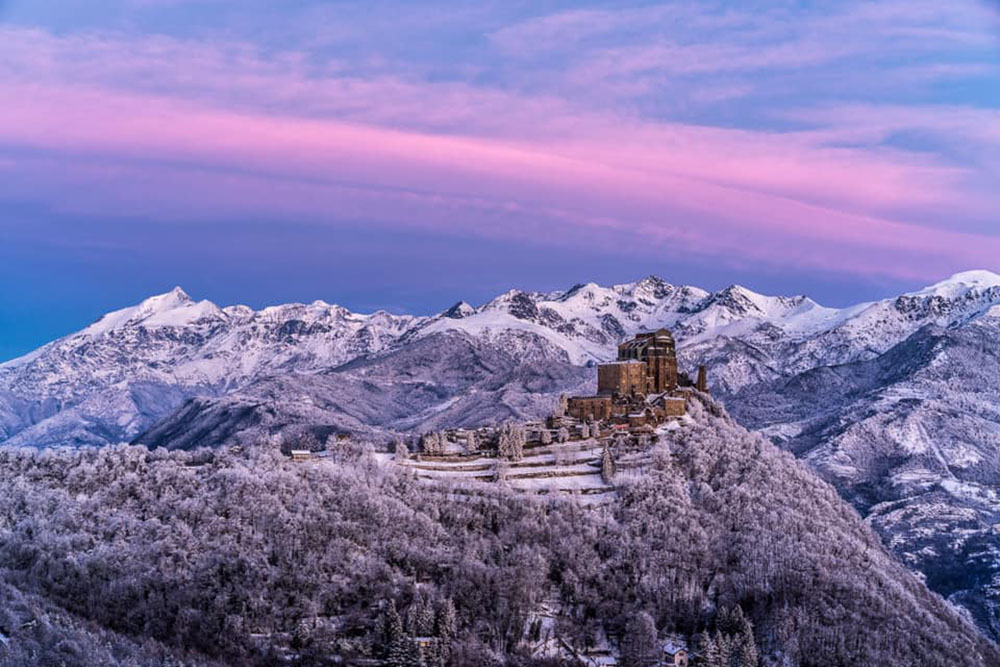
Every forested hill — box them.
[0,396,996,666]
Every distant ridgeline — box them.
[367,328,710,500]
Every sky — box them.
[1,1,999,360]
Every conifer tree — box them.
[412,595,435,636]
[620,611,659,667]
[435,598,457,665]
[736,609,759,667]
[601,445,616,484]
[714,630,733,667]
[436,598,457,642]
[379,600,404,660]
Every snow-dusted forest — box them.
[0,398,994,666]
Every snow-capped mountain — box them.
[5,270,1000,641]
[0,286,419,447]
[4,271,1000,449]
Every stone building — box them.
[598,328,679,396]
[597,360,648,396]
[565,395,612,421]
[568,328,688,423]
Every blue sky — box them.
[1,1,999,360]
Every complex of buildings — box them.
[567,328,705,429]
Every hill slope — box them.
[0,397,995,665]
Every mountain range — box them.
[4,270,1000,641]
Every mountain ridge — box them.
[4,269,1000,445]
[5,270,1000,642]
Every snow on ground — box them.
[940,479,1000,508]
[507,473,608,491]
[908,270,1000,299]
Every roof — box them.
[663,639,688,655]
[619,328,675,346]
[289,449,312,455]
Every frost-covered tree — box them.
[601,445,616,484]
[620,611,659,667]
[556,427,569,443]
[712,606,759,667]
[497,421,525,461]
[0,393,995,667]
[465,430,479,453]
[580,423,590,439]
[394,438,409,461]
[295,431,322,453]
[408,594,435,636]
[540,429,552,445]
[379,600,404,658]
[421,432,443,456]
[712,631,733,667]
[555,393,568,417]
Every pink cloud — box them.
[0,23,997,283]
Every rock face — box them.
[5,271,1000,641]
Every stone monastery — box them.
[383,327,709,501]
[567,328,706,429]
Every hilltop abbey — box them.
[388,326,710,501]
[567,328,706,427]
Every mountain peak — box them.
[710,284,768,312]
[635,274,667,287]
[443,301,476,319]
[909,270,1000,299]
[137,287,194,312]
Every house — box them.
[662,639,690,667]
[289,450,313,461]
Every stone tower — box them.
[598,328,679,395]
[696,365,708,393]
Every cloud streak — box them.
[0,0,998,284]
